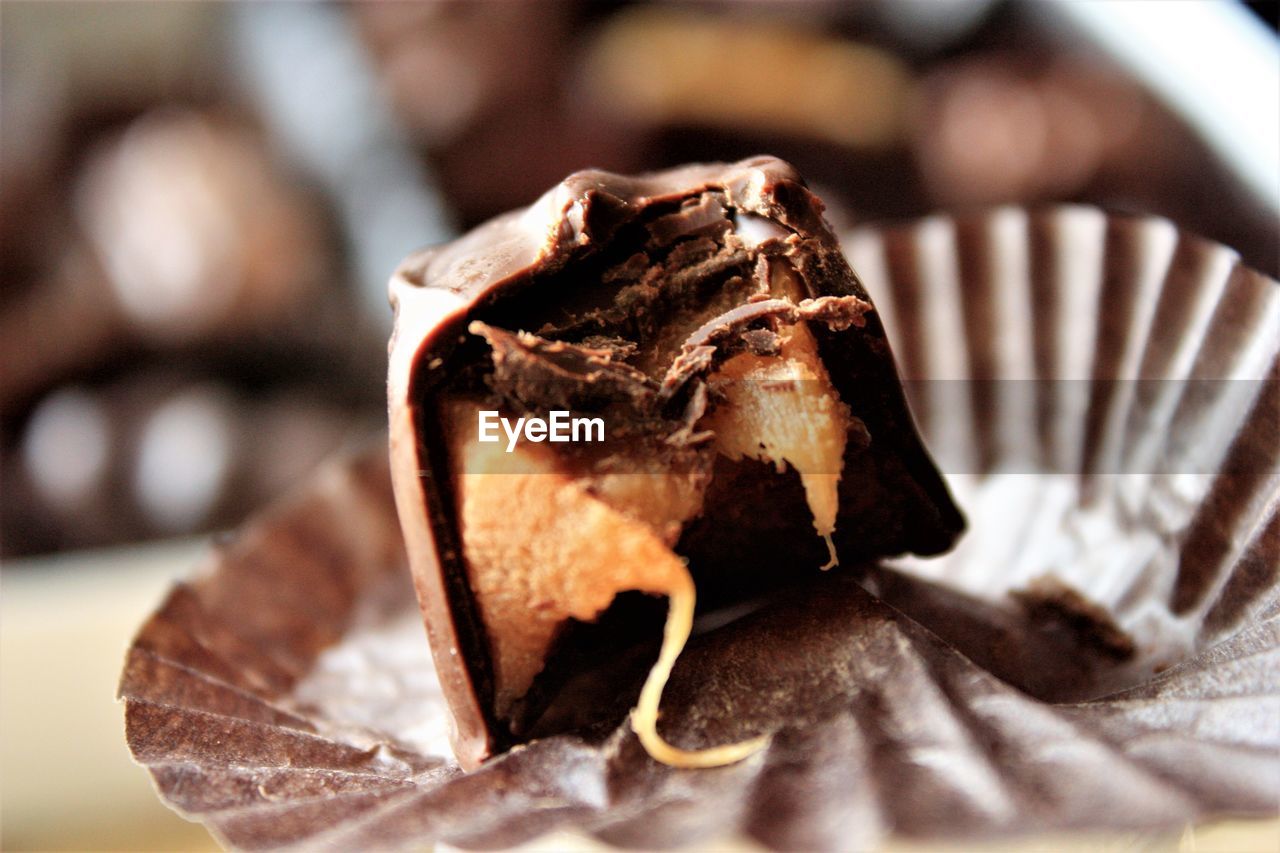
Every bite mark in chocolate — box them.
[388,157,964,770]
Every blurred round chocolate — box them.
[4,373,368,555]
[579,6,912,151]
[21,387,111,512]
[74,110,329,343]
[912,56,1146,205]
[913,59,1050,204]
[133,384,235,533]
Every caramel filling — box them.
[704,261,849,566]
[704,320,848,567]
[451,403,766,764]
[452,413,693,716]
[450,319,850,767]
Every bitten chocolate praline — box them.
[388,156,964,770]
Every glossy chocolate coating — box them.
[387,156,964,769]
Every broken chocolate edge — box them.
[388,156,964,769]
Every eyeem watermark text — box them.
[478,410,605,452]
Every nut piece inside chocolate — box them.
[388,158,964,770]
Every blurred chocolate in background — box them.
[2,0,1276,556]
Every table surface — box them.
[1,538,219,851]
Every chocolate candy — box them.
[387,156,963,770]
[1,373,366,556]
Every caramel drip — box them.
[631,571,769,767]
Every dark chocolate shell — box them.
[387,157,964,767]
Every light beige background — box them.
[1,540,218,851]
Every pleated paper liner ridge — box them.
[120,207,1279,851]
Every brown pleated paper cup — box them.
[121,208,1278,851]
